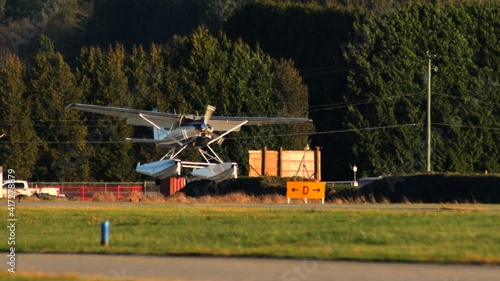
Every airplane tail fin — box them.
[151,107,169,140]
[153,127,169,141]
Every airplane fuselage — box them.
[156,124,212,149]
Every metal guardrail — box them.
[33,181,155,186]
[31,182,158,200]
[34,181,157,189]
[59,185,143,200]
[326,181,357,186]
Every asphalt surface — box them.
[14,201,452,210]
[12,201,500,212]
[11,253,500,281]
[6,202,500,280]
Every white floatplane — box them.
[67,103,312,182]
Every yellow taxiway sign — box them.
[286,181,326,200]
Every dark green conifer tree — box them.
[0,55,39,179]
[27,51,88,181]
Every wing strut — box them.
[208,120,248,145]
[139,113,183,146]
[160,145,188,161]
[195,120,249,164]
[199,146,223,164]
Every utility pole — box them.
[426,51,436,172]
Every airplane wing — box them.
[67,103,312,132]
[66,103,181,128]
[209,116,313,132]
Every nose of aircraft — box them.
[201,123,214,132]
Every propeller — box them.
[204,105,216,124]
[201,105,216,132]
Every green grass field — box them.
[3,205,500,264]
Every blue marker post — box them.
[101,220,110,246]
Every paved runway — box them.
[12,253,500,281]
[16,201,450,210]
[15,201,500,212]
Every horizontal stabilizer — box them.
[154,127,169,141]
[125,138,161,144]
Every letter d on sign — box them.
[302,186,309,195]
[101,221,110,246]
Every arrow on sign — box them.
[313,188,321,192]
[292,188,299,192]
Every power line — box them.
[0,120,92,123]
[432,123,500,131]
[308,91,498,111]
[309,92,425,112]
[3,122,499,145]
[433,93,499,107]
[0,124,129,128]
[217,124,422,140]
[298,63,358,73]
[0,140,127,144]
[309,96,370,109]
[301,67,361,77]
[0,123,422,144]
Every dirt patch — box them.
[166,191,287,204]
[92,191,166,203]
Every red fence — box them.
[58,185,143,200]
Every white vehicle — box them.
[1,180,65,198]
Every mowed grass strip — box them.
[4,206,500,264]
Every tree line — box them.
[0,26,312,181]
[0,0,498,180]
[224,0,499,178]
[344,3,499,175]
